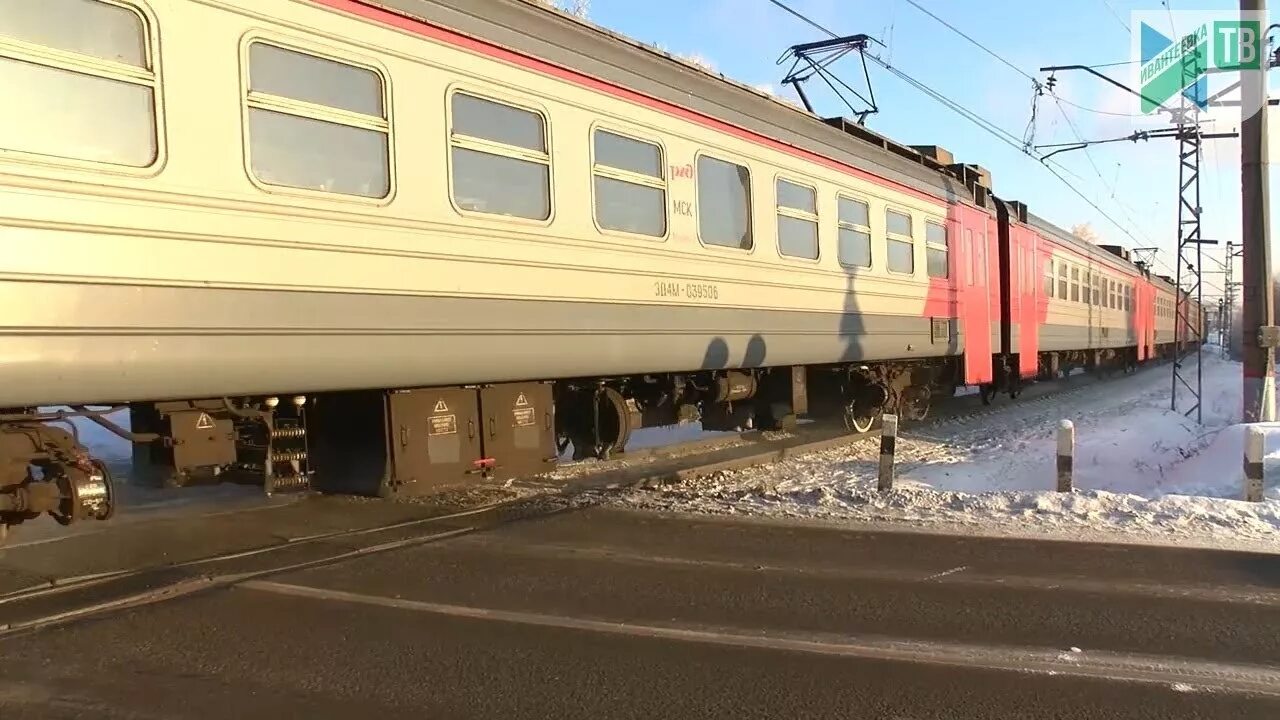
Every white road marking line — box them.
[433,540,1280,606]
[923,565,968,581]
[241,580,1280,696]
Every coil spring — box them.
[269,474,310,492]
[270,450,308,463]
[270,426,307,439]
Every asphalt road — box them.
[1,505,1279,719]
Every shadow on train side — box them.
[820,177,968,430]
[699,334,769,371]
[309,172,977,496]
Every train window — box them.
[697,155,753,250]
[886,208,914,274]
[1070,267,1080,302]
[1109,280,1116,309]
[1044,259,1055,297]
[246,42,389,198]
[1058,263,1068,299]
[592,129,665,237]
[1,0,147,64]
[925,220,948,279]
[775,179,818,259]
[1125,286,1132,312]
[251,43,382,117]
[964,229,976,284]
[449,92,549,218]
[1092,275,1101,305]
[0,0,157,167]
[837,195,871,269]
[1084,271,1092,305]
[1026,248,1034,293]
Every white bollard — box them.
[1244,426,1265,502]
[878,414,898,492]
[1057,419,1074,492]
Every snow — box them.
[610,356,1280,548]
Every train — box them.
[0,0,1204,537]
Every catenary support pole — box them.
[1242,0,1276,422]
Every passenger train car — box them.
[0,0,1202,536]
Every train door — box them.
[955,204,994,385]
[995,201,1039,382]
[1012,224,1040,377]
[1135,280,1153,360]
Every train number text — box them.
[653,280,720,300]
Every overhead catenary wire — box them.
[900,0,1037,83]
[1051,92,1152,118]
[902,0,1147,119]
[1088,59,1140,69]
[1045,96,1160,246]
[1100,0,1132,33]
[763,0,1158,251]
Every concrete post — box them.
[1244,425,1266,502]
[1057,420,1074,492]
[1241,0,1276,422]
[877,414,898,492]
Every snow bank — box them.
[611,356,1280,546]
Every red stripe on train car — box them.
[312,0,951,207]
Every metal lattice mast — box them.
[1171,115,1207,422]
[1224,241,1242,359]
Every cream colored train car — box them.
[1030,216,1149,373]
[2,0,1009,532]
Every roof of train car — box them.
[352,0,981,205]
[1027,211,1151,276]
[1029,212,1188,298]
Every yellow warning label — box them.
[433,399,449,413]
[428,414,457,436]
[515,393,530,407]
[512,407,536,427]
[195,412,215,430]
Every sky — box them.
[574,0,1280,304]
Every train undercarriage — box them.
[2,340,1205,540]
[0,358,965,538]
[977,341,1194,404]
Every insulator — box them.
[270,451,308,462]
[264,396,280,408]
[269,426,307,439]
[292,395,306,408]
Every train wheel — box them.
[590,387,633,460]
[844,407,877,434]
